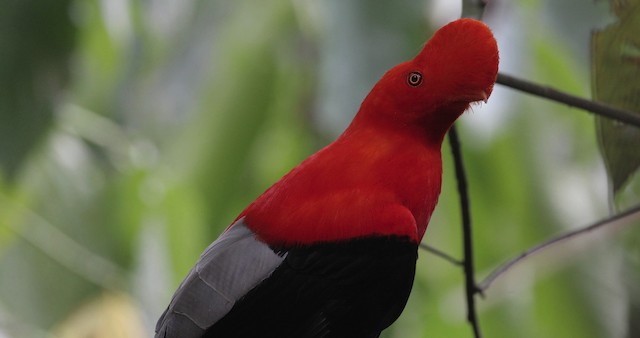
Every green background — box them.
[1,0,639,337]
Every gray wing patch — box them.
[155,218,285,338]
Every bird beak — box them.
[480,91,489,103]
[451,89,491,105]
[472,90,489,104]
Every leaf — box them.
[0,0,75,180]
[592,0,640,195]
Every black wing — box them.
[204,236,418,338]
[155,219,286,338]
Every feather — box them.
[155,219,285,338]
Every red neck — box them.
[240,110,445,246]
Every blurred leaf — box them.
[69,0,122,112]
[0,126,126,330]
[174,0,299,234]
[593,0,640,195]
[0,0,75,179]
[593,5,640,338]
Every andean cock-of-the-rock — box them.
[156,18,499,338]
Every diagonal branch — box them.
[496,73,640,127]
[448,125,483,338]
[419,243,464,266]
[478,205,640,292]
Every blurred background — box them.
[1,0,639,337]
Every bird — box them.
[155,18,499,338]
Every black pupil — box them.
[408,72,421,86]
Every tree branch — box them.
[478,205,640,292]
[448,125,482,338]
[496,73,640,128]
[461,0,487,19]
[419,243,464,266]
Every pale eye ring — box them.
[407,71,423,86]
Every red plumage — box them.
[240,18,499,247]
[156,18,499,338]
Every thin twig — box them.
[478,205,640,292]
[497,73,640,128]
[419,243,464,266]
[448,125,482,338]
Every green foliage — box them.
[0,0,638,337]
[593,4,640,337]
[0,0,76,179]
[593,0,640,198]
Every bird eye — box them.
[407,72,422,87]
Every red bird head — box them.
[356,18,499,142]
[241,19,499,246]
